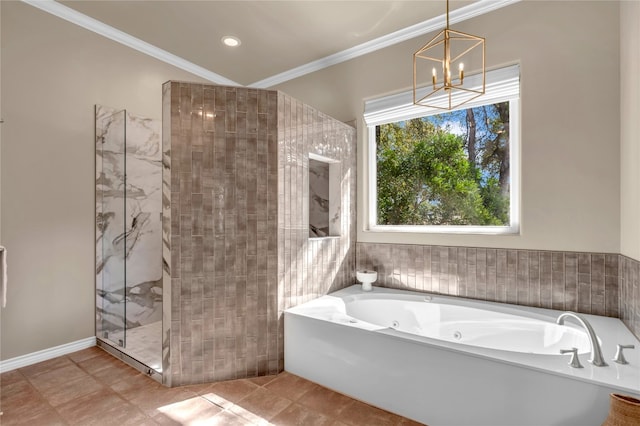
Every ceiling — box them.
[52,1,494,88]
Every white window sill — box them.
[365,225,520,236]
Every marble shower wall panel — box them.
[308,159,330,237]
[123,110,163,326]
[620,256,640,340]
[96,105,162,338]
[277,93,357,370]
[96,107,125,338]
[357,243,620,318]
[162,82,279,386]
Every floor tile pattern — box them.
[0,347,423,425]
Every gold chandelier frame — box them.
[413,0,486,110]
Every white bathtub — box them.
[284,285,640,426]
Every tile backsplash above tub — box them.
[356,243,620,318]
[358,242,640,341]
[619,255,640,341]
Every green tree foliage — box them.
[376,103,510,226]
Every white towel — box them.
[0,246,6,308]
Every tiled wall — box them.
[357,243,620,318]
[276,93,357,370]
[308,159,330,237]
[162,82,279,386]
[357,243,640,342]
[620,256,640,340]
[162,83,356,385]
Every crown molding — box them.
[23,0,519,90]
[250,0,520,88]
[21,0,242,87]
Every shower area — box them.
[95,82,356,386]
[95,106,163,376]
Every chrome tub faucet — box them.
[557,312,608,367]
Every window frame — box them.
[363,65,521,235]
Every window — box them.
[363,65,520,234]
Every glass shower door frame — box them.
[96,108,127,349]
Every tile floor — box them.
[0,347,424,425]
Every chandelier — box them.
[413,0,485,110]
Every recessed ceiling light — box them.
[221,36,241,47]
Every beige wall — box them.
[0,1,3,246]
[620,0,640,261]
[275,1,621,254]
[0,0,630,361]
[0,1,205,360]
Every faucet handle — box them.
[613,344,635,365]
[560,347,583,368]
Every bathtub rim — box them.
[285,285,640,396]
[285,310,620,425]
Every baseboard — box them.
[0,336,96,373]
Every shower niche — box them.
[308,153,341,238]
[95,105,163,376]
